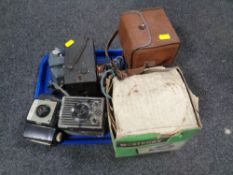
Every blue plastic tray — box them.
[34,49,123,145]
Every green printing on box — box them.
[110,128,201,158]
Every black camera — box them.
[63,37,101,96]
[58,96,105,136]
[23,96,63,145]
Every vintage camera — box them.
[63,37,101,96]
[58,96,105,136]
[26,99,58,126]
[23,97,62,145]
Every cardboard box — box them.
[106,67,202,158]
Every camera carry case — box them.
[118,8,180,68]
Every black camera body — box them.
[58,96,105,136]
[23,97,62,145]
[63,37,101,96]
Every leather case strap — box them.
[105,30,155,80]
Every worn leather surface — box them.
[119,8,180,68]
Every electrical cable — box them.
[100,69,115,99]
[113,56,124,69]
[50,81,70,97]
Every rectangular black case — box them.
[63,37,100,96]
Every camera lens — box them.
[71,103,89,119]
[36,105,51,118]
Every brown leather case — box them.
[119,8,180,68]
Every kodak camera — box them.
[26,99,58,126]
[23,98,62,145]
[58,96,105,136]
[63,37,101,96]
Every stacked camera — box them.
[23,36,105,145]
